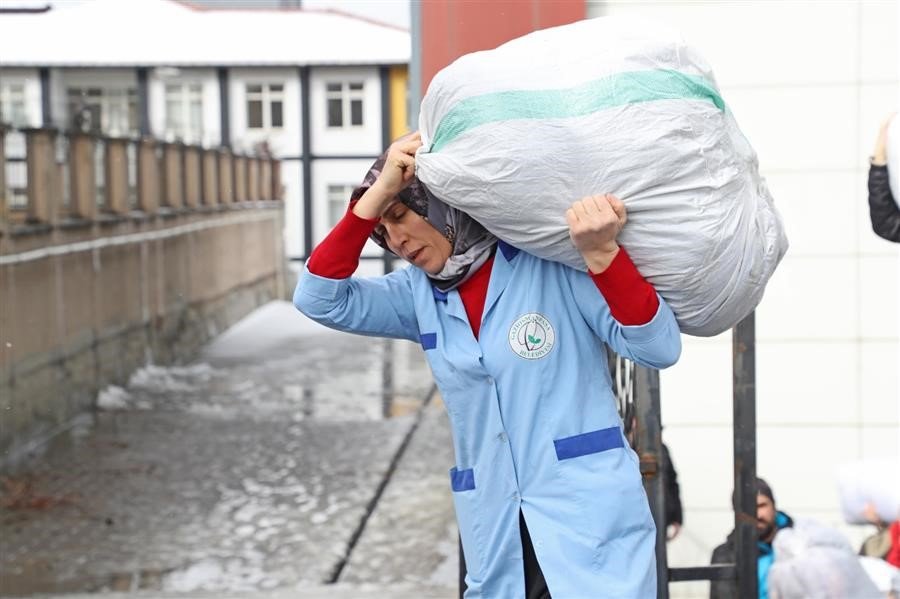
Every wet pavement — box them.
[0,302,458,598]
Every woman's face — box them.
[376,202,452,275]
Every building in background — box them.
[412,2,899,598]
[0,0,411,259]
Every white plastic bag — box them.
[837,459,900,525]
[768,519,883,599]
[417,16,788,336]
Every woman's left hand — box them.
[566,193,627,273]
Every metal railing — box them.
[0,124,283,232]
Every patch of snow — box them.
[96,385,131,410]
[203,300,338,363]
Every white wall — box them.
[309,66,383,157]
[147,67,220,147]
[311,158,385,258]
[282,158,304,259]
[229,67,301,157]
[587,2,899,597]
[0,67,43,128]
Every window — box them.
[326,81,364,128]
[246,83,284,130]
[327,184,356,227]
[0,83,27,127]
[165,83,203,143]
[67,86,138,136]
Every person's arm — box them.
[566,194,681,369]
[294,135,423,341]
[868,114,900,243]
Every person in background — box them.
[868,112,900,243]
[710,477,793,599]
[661,443,683,541]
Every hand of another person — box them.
[872,112,896,166]
[667,523,682,541]
[354,132,422,219]
[566,193,627,273]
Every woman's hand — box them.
[354,133,422,219]
[872,112,896,166]
[566,193,626,273]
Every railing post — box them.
[218,148,233,204]
[733,312,758,599]
[234,154,247,203]
[0,125,7,228]
[183,145,201,209]
[273,159,283,200]
[69,132,96,221]
[202,148,218,207]
[137,138,159,215]
[164,142,184,209]
[105,137,129,215]
[248,156,260,202]
[260,157,272,201]
[24,127,58,225]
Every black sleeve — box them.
[868,164,900,243]
[661,444,683,526]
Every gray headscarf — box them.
[351,146,497,292]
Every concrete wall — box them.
[588,2,900,597]
[0,129,286,469]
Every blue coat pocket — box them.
[554,426,624,461]
[450,467,475,492]
[420,332,437,350]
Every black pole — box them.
[733,312,758,599]
[136,67,150,136]
[379,64,396,275]
[635,365,669,599]
[217,68,230,148]
[299,66,313,257]
[39,67,52,127]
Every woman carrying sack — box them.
[294,132,681,598]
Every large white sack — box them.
[888,115,900,209]
[768,519,883,599]
[416,17,788,336]
[836,459,900,525]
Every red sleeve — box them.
[306,208,378,279]
[590,248,660,326]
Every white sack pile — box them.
[768,519,883,599]
[416,17,789,336]
[836,459,900,525]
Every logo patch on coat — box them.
[508,313,555,360]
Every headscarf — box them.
[351,145,497,292]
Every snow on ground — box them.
[203,301,338,363]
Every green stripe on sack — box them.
[429,69,725,152]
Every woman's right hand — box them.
[354,133,422,219]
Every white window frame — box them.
[326,184,356,227]
[66,86,138,136]
[0,82,27,127]
[325,81,365,129]
[164,82,204,144]
[246,83,284,131]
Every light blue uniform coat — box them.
[294,242,682,598]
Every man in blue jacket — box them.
[710,477,794,599]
